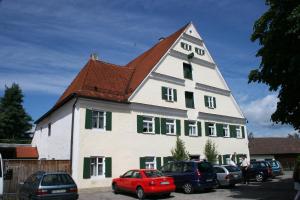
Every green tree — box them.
[0,83,32,139]
[171,136,189,161]
[249,1,300,130]
[204,139,218,164]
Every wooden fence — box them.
[3,159,71,194]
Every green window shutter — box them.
[140,157,146,169]
[156,157,162,170]
[83,157,91,179]
[229,125,237,138]
[197,121,202,136]
[155,117,160,134]
[242,126,246,138]
[161,87,167,100]
[137,115,143,133]
[161,118,166,135]
[106,112,112,131]
[85,109,92,129]
[204,96,209,107]
[232,154,237,163]
[184,120,189,136]
[218,155,222,165]
[205,122,210,136]
[105,157,112,178]
[213,97,217,108]
[173,89,177,102]
[176,120,181,136]
[216,123,224,137]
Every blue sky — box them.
[0,0,295,137]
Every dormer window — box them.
[181,42,192,51]
[195,47,205,56]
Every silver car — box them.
[213,165,242,187]
[18,171,78,200]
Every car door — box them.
[214,166,226,185]
[127,171,142,192]
[119,170,134,191]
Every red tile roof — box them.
[36,23,189,123]
[15,146,39,159]
[249,138,300,155]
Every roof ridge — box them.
[95,59,124,68]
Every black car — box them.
[160,161,217,194]
[18,171,78,200]
[246,161,272,182]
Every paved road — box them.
[79,172,296,200]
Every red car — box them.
[112,169,175,199]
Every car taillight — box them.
[69,188,78,193]
[36,189,48,196]
[197,169,201,177]
[149,180,156,186]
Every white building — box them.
[32,22,249,188]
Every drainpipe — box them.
[70,95,78,175]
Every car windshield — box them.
[224,166,240,172]
[144,170,163,178]
[41,174,75,186]
[269,161,279,168]
[197,162,213,173]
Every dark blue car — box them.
[160,161,217,194]
[266,160,283,177]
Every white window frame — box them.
[181,42,192,51]
[236,126,242,138]
[188,121,197,136]
[208,123,216,136]
[142,116,155,134]
[90,156,105,178]
[223,124,230,137]
[195,47,205,56]
[208,96,215,108]
[166,119,176,135]
[92,110,106,130]
[166,88,174,102]
[145,157,156,169]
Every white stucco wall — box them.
[32,100,74,160]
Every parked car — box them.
[160,160,217,194]
[266,160,283,177]
[18,171,78,200]
[213,165,242,187]
[246,161,272,182]
[112,169,175,199]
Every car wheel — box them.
[136,186,145,200]
[112,183,119,194]
[255,174,264,182]
[183,183,193,194]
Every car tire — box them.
[112,183,119,194]
[255,174,264,182]
[136,186,145,200]
[182,183,193,194]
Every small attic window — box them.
[181,42,191,51]
[189,30,192,33]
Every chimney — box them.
[158,37,165,42]
[90,53,99,60]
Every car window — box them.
[132,171,142,178]
[144,170,163,178]
[224,166,240,172]
[183,163,194,173]
[198,162,213,173]
[161,163,171,173]
[41,174,62,186]
[171,163,182,173]
[122,170,134,178]
[25,173,42,186]
[214,167,225,173]
[260,162,267,167]
[59,174,75,185]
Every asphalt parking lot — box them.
[79,171,296,200]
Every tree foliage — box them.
[0,83,32,139]
[171,136,189,161]
[249,0,300,131]
[204,139,218,164]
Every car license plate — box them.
[52,189,66,193]
[206,179,213,182]
[160,181,170,185]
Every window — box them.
[48,123,51,136]
[195,47,205,56]
[142,116,154,133]
[167,88,174,101]
[208,123,216,136]
[92,110,105,129]
[204,96,216,109]
[236,126,242,138]
[90,157,104,177]
[183,63,193,80]
[180,42,192,51]
[166,119,176,135]
[162,87,176,102]
[223,124,229,137]
[185,91,194,108]
[145,157,156,169]
[188,121,197,136]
